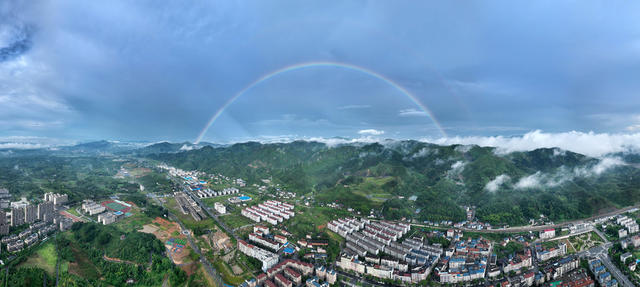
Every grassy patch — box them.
[221,214,254,230]
[18,242,57,275]
[113,209,153,233]
[69,246,100,280]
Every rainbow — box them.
[195,61,447,143]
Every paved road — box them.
[180,184,239,241]
[598,253,635,287]
[336,269,392,287]
[169,213,226,287]
[575,240,634,287]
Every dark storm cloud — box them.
[1,0,640,144]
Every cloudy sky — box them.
[2,1,640,146]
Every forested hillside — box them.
[149,140,640,226]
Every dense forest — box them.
[150,140,640,225]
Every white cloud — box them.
[627,124,640,131]
[337,105,371,110]
[513,157,626,190]
[448,160,466,175]
[410,147,437,159]
[485,174,511,192]
[398,108,428,117]
[573,157,625,177]
[514,172,544,189]
[179,144,195,151]
[0,142,48,149]
[427,130,640,157]
[358,129,385,136]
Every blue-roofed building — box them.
[593,265,606,275]
[598,272,611,284]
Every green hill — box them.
[149,140,640,226]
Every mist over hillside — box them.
[149,140,640,226]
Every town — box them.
[2,160,640,287]
[144,164,640,286]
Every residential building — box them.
[98,212,117,225]
[0,211,9,235]
[37,201,54,222]
[11,207,25,226]
[214,202,226,214]
[540,229,556,240]
[619,228,628,238]
[238,240,279,271]
[24,204,37,224]
[82,200,105,215]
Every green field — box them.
[113,209,153,233]
[350,177,394,203]
[220,214,254,230]
[18,242,57,275]
[285,206,351,238]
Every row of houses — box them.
[241,200,294,225]
[338,253,436,284]
[194,187,239,199]
[249,233,281,252]
[327,217,367,237]
[4,223,58,253]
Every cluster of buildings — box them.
[82,200,106,215]
[589,258,619,287]
[435,237,492,284]
[498,249,533,275]
[331,218,440,284]
[257,259,315,287]
[81,200,126,225]
[5,199,58,235]
[238,240,279,272]
[553,269,596,287]
[534,242,567,261]
[245,259,334,287]
[241,200,294,225]
[174,192,207,221]
[327,217,367,237]
[615,215,639,238]
[539,255,580,282]
[3,221,59,253]
[488,255,586,287]
[621,234,640,249]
